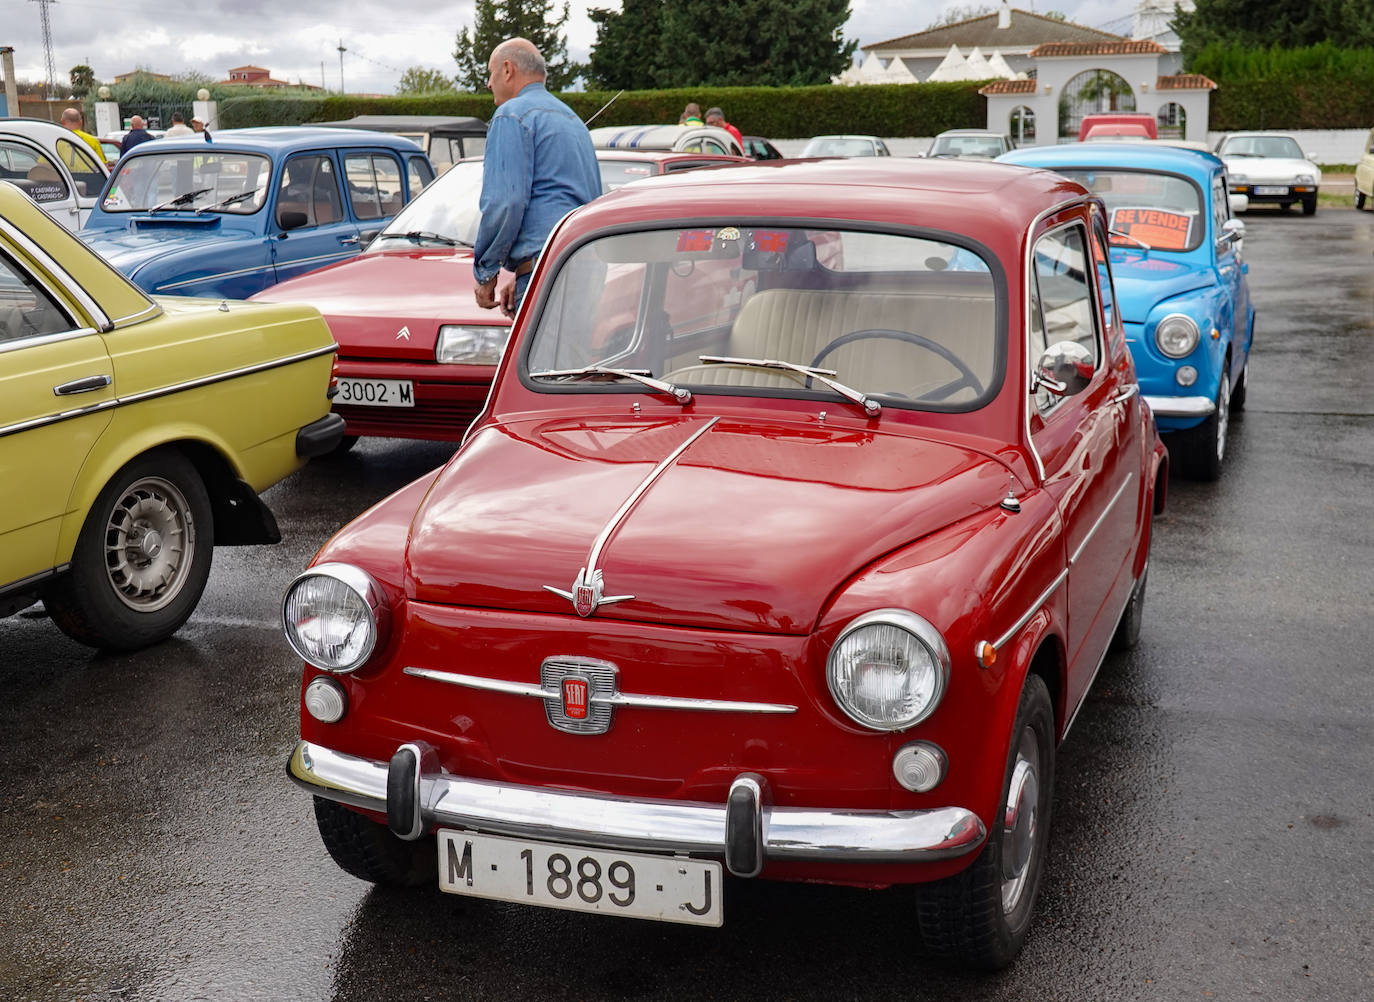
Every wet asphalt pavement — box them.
[2,205,1373,1001]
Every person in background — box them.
[120,116,155,154]
[163,111,193,137]
[473,37,601,317]
[679,102,704,126]
[705,107,743,149]
[191,116,212,142]
[59,107,105,162]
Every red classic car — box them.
[254,150,746,449]
[283,158,1166,968]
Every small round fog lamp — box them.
[893,742,948,793]
[304,676,348,723]
[1176,365,1198,387]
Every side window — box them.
[345,154,404,219]
[56,138,104,197]
[0,249,75,343]
[1090,224,1118,335]
[407,155,434,194]
[0,141,69,203]
[278,155,340,228]
[702,139,727,155]
[1030,224,1100,412]
[1211,175,1231,252]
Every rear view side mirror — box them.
[279,210,308,231]
[1221,218,1246,245]
[1032,341,1094,397]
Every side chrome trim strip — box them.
[0,326,98,356]
[404,666,797,714]
[993,568,1068,650]
[0,216,110,330]
[108,301,161,327]
[0,342,338,440]
[154,251,353,293]
[1069,471,1135,567]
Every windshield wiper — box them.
[1109,229,1152,253]
[194,189,260,214]
[377,230,466,247]
[531,365,692,405]
[698,355,881,417]
[148,187,212,213]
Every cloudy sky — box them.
[8,1,1141,96]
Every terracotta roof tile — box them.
[1030,40,1167,57]
[979,79,1038,95]
[1157,73,1217,90]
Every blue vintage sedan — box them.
[80,128,435,299]
[999,143,1254,480]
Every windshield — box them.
[599,159,658,191]
[100,152,271,213]
[525,225,1001,413]
[929,135,1005,158]
[1218,136,1304,159]
[1056,169,1205,252]
[372,158,482,248]
[801,138,877,157]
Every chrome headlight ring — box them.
[1154,313,1200,359]
[281,562,390,673]
[827,609,951,732]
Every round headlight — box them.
[1155,313,1200,359]
[827,610,950,731]
[282,563,389,673]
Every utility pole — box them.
[320,61,325,90]
[30,0,59,100]
[337,39,346,94]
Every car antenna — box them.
[583,90,624,128]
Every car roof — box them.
[560,157,1076,240]
[0,117,75,140]
[595,149,741,163]
[124,126,430,154]
[936,129,1004,137]
[315,115,487,134]
[806,134,881,142]
[999,142,1224,178]
[588,124,738,150]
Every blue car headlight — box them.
[1155,313,1200,359]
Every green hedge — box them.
[219,82,991,138]
[1195,43,1374,130]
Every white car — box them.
[1215,132,1321,216]
[588,124,743,157]
[0,117,109,229]
[800,134,891,157]
[924,129,1012,159]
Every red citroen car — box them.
[254,150,746,449]
[282,158,1166,968]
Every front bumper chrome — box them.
[1143,394,1216,418]
[287,740,987,877]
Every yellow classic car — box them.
[0,181,343,650]
[1356,127,1374,211]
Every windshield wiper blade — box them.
[698,355,881,417]
[1108,228,1152,253]
[531,365,692,405]
[378,229,465,247]
[194,189,260,214]
[148,187,212,213]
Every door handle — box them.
[1110,384,1139,405]
[339,235,360,245]
[54,374,112,396]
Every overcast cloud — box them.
[6,1,1139,97]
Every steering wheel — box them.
[810,328,985,403]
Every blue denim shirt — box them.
[473,83,602,284]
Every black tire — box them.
[1173,372,1230,481]
[1357,189,1367,211]
[916,674,1055,971]
[1229,359,1248,412]
[1280,202,1293,212]
[326,434,359,457]
[1111,565,1148,652]
[1302,197,1317,216]
[313,796,436,886]
[44,449,213,651]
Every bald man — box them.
[473,37,601,316]
[60,107,105,162]
[120,115,155,154]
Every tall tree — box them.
[453,0,581,92]
[398,66,457,94]
[68,64,96,98]
[657,0,857,87]
[1174,0,1374,63]
[587,0,666,90]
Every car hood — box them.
[405,413,1012,634]
[1222,156,1320,182]
[253,247,500,357]
[1110,256,1214,323]
[78,223,257,273]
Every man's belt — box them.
[512,258,534,277]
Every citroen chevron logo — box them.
[395,325,411,340]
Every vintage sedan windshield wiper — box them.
[377,230,467,247]
[698,355,881,417]
[148,187,212,213]
[531,365,692,405]
[1109,229,1152,252]
[194,189,261,214]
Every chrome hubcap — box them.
[1215,376,1230,462]
[1000,731,1040,914]
[103,476,195,613]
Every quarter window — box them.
[407,155,434,194]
